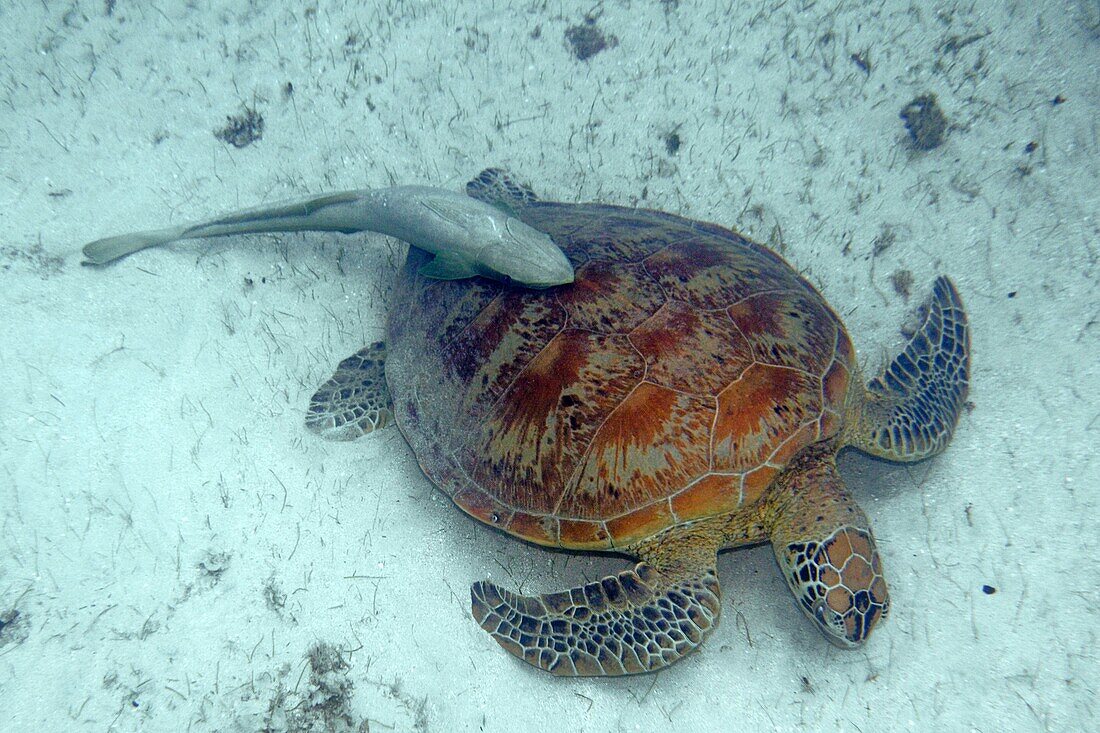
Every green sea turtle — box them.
[305,169,970,676]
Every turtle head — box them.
[776,527,890,648]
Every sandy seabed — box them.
[2,1,1097,731]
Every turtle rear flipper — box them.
[854,276,970,461]
[470,528,721,676]
[306,342,393,441]
[465,168,539,216]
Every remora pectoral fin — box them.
[418,253,482,281]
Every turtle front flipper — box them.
[765,446,890,648]
[470,528,721,676]
[853,275,970,461]
[305,343,393,441]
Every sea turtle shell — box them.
[384,195,857,551]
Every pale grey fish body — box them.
[81,186,574,288]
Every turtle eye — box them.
[811,597,850,642]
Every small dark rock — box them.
[0,609,17,635]
[900,94,948,151]
[850,50,871,73]
[664,131,681,155]
[0,608,28,648]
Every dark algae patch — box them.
[890,269,914,300]
[565,16,618,61]
[900,94,948,150]
[215,106,264,148]
[1,241,64,278]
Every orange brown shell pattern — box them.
[385,202,857,551]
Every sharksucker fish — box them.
[81,185,574,288]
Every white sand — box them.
[2,1,1097,731]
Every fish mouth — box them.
[482,221,575,287]
[486,252,575,288]
[525,264,575,288]
[524,247,575,287]
[494,270,572,289]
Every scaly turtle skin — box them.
[307,169,970,676]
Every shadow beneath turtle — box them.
[838,447,945,504]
